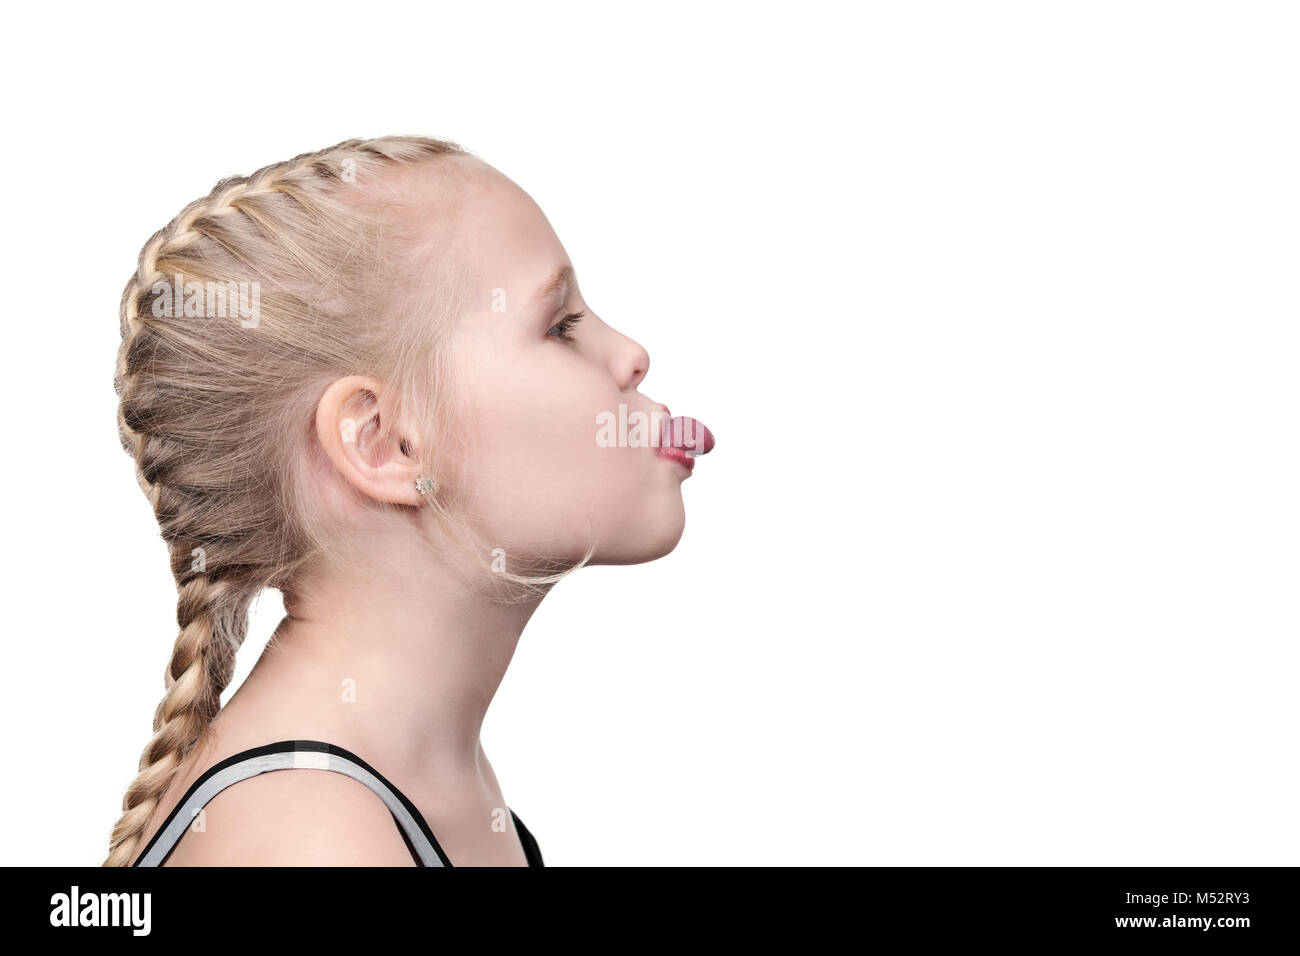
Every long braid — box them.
[103,136,469,866]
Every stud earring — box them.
[414,475,436,496]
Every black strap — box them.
[512,810,545,867]
[130,739,542,867]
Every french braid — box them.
[103,136,469,866]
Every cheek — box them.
[452,360,601,537]
[452,345,683,557]
[524,401,649,519]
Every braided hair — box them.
[104,136,475,866]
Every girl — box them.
[105,136,715,867]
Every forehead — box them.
[446,167,568,296]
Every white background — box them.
[1,1,1296,865]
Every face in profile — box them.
[105,136,722,870]
[439,166,710,568]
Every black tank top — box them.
[130,739,543,867]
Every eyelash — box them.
[547,311,585,342]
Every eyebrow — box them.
[529,264,574,311]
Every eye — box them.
[547,310,585,342]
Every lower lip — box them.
[656,446,695,473]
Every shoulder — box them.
[163,766,417,866]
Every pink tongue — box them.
[665,416,715,455]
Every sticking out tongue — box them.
[664,416,716,456]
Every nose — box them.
[614,337,650,392]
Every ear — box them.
[315,375,424,506]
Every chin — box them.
[590,496,687,566]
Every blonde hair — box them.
[105,135,592,866]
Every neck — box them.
[225,535,546,783]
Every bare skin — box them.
[129,161,690,866]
